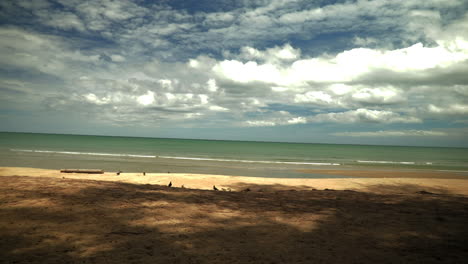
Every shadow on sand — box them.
[1,176,467,264]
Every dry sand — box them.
[1,166,468,263]
[2,167,468,195]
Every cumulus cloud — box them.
[238,44,301,62]
[351,87,405,105]
[84,93,110,105]
[427,104,468,115]
[136,91,155,106]
[1,25,465,129]
[294,91,333,105]
[214,42,468,85]
[287,117,307,125]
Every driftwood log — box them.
[60,169,104,174]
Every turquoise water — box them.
[1,132,467,177]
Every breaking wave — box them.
[11,149,156,158]
[158,155,340,165]
[357,160,416,165]
[10,149,340,166]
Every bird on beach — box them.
[143,172,146,176]
[168,181,172,187]
[213,185,218,191]
[117,170,122,175]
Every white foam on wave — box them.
[10,149,156,158]
[357,160,416,165]
[10,148,340,165]
[158,156,340,166]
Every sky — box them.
[0,0,468,147]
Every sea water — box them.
[1,132,467,178]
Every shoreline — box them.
[1,166,467,195]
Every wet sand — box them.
[1,167,468,263]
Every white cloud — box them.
[311,109,422,124]
[36,10,86,32]
[74,0,147,22]
[207,79,218,92]
[427,104,468,115]
[271,86,288,92]
[239,44,301,62]
[279,7,325,24]
[2,26,464,129]
[294,91,333,105]
[110,54,126,62]
[185,112,203,119]
[239,108,422,127]
[333,130,448,137]
[328,84,353,96]
[353,36,378,47]
[287,117,307,124]
[0,28,101,77]
[199,94,209,104]
[214,42,468,85]
[213,60,281,84]
[245,120,277,127]
[204,12,235,26]
[85,93,110,105]
[209,105,229,111]
[351,87,404,104]
[136,91,155,106]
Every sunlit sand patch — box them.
[139,200,172,208]
[10,231,113,258]
[270,212,333,232]
[50,233,113,258]
[6,198,56,208]
[128,204,258,233]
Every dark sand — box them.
[1,168,468,263]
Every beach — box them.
[1,166,468,194]
[1,166,468,263]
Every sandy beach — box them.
[1,166,468,263]
[2,166,468,194]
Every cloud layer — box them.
[1,0,467,145]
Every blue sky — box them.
[1,0,468,147]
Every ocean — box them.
[1,132,467,178]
